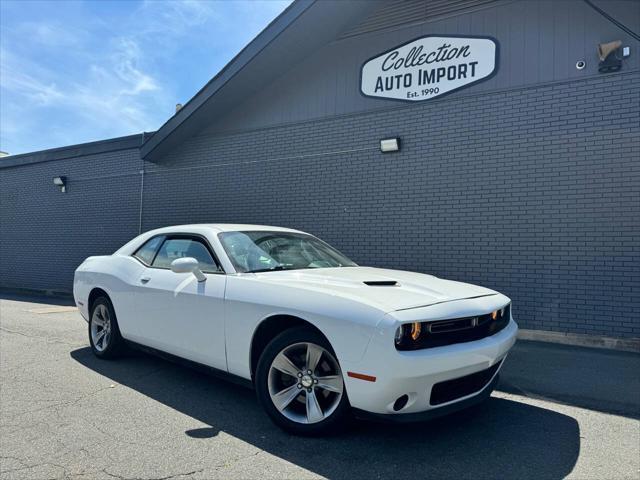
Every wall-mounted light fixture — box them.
[53,176,67,193]
[597,40,622,73]
[380,138,400,153]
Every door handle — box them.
[140,276,151,284]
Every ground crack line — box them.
[0,460,67,476]
[102,468,204,480]
[0,326,83,347]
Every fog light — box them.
[393,394,409,411]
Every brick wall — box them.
[1,72,638,338]
[0,148,142,293]
[144,71,640,338]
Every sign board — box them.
[361,35,498,102]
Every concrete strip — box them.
[518,328,640,353]
[26,306,79,314]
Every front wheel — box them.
[89,296,125,359]
[255,327,350,436]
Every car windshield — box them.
[218,231,357,273]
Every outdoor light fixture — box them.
[53,176,67,193]
[380,137,400,153]
[597,40,623,73]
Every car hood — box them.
[251,266,497,313]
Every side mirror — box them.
[170,257,206,282]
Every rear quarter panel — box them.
[74,255,146,336]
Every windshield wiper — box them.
[246,265,296,273]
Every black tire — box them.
[255,326,351,436]
[88,296,126,359]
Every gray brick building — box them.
[1,0,639,341]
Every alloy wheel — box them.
[268,342,344,424]
[90,303,111,352]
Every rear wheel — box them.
[255,327,350,435]
[89,296,125,359]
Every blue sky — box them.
[0,0,291,155]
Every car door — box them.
[133,234,227,370]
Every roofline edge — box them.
[0,133,149,169]
[140,0,316,161]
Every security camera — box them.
[576,60,586,70]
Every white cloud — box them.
[0,49,63,105]
[0,38,162,151]
[0,0,292,154]
[110,38,159,96]
[158,0,219,28]
[16,21,86,47]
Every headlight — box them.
[394,321,424,347]
[394,325,404,345]
[410,321,421,340]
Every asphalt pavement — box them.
[1,293,639,480]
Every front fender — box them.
[224,275,386,379]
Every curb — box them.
[518,329,640,353]
[0,287,73,299]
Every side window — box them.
[133,236,164,265]
[152,237,221,273]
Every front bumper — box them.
[341,317,517,416]
[353,372,500,423]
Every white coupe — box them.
[74,224,517,435]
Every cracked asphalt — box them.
[1,294,639,480]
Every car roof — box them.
[145,224,307,235]
[113,224,310,259]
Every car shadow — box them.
[70,347,579,480]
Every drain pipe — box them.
[138,132,147,235]
[138,167,144,235]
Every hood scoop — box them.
[363,280,398,286]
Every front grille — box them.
[430,360,502,406]
[396,304,511,350]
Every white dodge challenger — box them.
[74,224,517,435]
